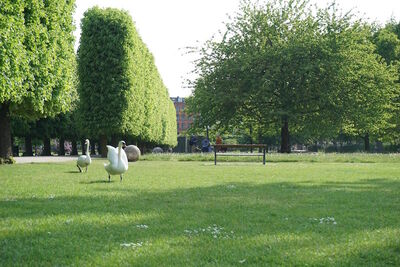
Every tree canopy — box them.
[187,0,398,152]
[373,21,400,145]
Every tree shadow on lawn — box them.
[1,178,400,265]
[79,180,115,184]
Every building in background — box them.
[170,96,193,135]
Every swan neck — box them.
[118,143,122,162]
[86,142,90,156]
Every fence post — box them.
[214,146,217,165]
[263,146,266,165]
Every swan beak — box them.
[122,141,126,149]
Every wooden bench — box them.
[212,144,267,165]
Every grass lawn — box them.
[1,156,400,266]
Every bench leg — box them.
[263,148,266,165]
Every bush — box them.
[0,157,15,164]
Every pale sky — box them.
[73,0,400,97]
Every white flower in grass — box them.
[136,224,149,229]
[48,194,55,200]
[314,216,337,225]
[239,259,246,264]
[184,224,236,239]
[120,241,145,249]
[65,219,73,224]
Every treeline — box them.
[187,0,400,152]
[1,2,176,161]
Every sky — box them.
[73,0,400,97]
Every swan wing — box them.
[77,155,87,167]
[86,154,92,165]
[106,145,118,166]
[120,148,129,170]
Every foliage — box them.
[339,26,398,142]
[77,7,176,146]
[1,160,400,265]
[373,21,400,144]
[0,0,76,116]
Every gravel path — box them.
[15,156,79,164]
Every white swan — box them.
[104,140,128,182]
[77,139,91,172]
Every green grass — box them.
[1,156,400,266]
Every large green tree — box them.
[77,7,176,156]
[188,0,397,152]
[0,0,76,160]
[340,26,398,151]
[373,22,400,145]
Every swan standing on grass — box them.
[77,139,91,172]
[104,141,128,182]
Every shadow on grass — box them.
[1,178,400,265]
[65,170,81,174]
[79,180,115,184]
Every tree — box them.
[188,0,397,152]
[373,22,400,146]
[77,7,176,157]
[340,26,398,151]
[0,0,76,160]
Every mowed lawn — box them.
[1,157,400,266]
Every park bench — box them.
[212,144,267,165]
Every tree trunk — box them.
[24,136,33,156]
[58,137,65,156]
[111,135,118,147]
[333,141,338,152]
[364,133,370,152]
[71,140,78,155]
[11,136,16,156]
[376,141,384,153]
[139,143,146,155]
[280,117,290,153]
[100,135,107,158]
[0,102,12,159]
[43,137,51,156]
[80,139,85,155]
[91,141,96,155]
[249,125,253,153]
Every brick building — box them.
[170,97,193,134]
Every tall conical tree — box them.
[77,7,176,157]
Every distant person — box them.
[201,138,210,152]
[216,135,226,152]
[189,136,198,153]
[216,135,222,145]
